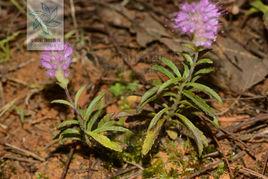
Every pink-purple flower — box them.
[41,42,73,77]
[174,0,220,48]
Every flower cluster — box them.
[41,42,73,78]
[174,0,220,47]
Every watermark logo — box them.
[27,0,64,50]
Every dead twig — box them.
[212,136,234,178]
[0,59,35,77]
[188,159,221,178]
[60,146,75,179]
[218,127,257,160]
[201,115,257,160]
[2,154,37,164]
[69,0,79,40]
[219,113,268,136]
[4,143,45,162]
[262,152,268,175]
[237,166,268,179]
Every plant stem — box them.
[170,51,199,114]
[64,87,84,127]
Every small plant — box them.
[247,0,268,29]
[41,42,130,152]
[139,0,222,156]
[0,32,20,63]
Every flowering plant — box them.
[139,0,222,156]
[41,42,130,152]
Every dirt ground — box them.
[0,0,268,178]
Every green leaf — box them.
[58,119,79,129]
[194,67,214,76]
[60,128,81,138]
[55,70,69,89]
[179,100,197,109]
[152,65,175,79]
[138,96,157,112]
[186,82,222,103]
[166,129,178,140]
[142,118,166,155]
[87,109,103,131]
[85,93,104,121]
[51,99,74,108]
[157,78,179,94]
[148,108,167,130]
[86,131,122,152]
[126,81,139,92]
[191,75,202,82]
[160,57,181,78]
[97,114,111,128]
[176,114,208,156]
[182,63,190,79]
[93,126,131,133]
[251,0,268,14]
[182,53,193,65]
[182,90,215,117]
[140,87,158,105]
[138,86,158,111]
[196,58,213,66]
[74,85,86,108]
[163,92,178,98]
[109,83,127,97]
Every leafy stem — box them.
[170,51,199,115]
[64,87,84,128]
[140,50,220,156]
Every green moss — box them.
[35,172,49,179]
[211,161,226,178]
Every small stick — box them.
[262,152,268,175]
[212,136,234,178]
[4,143,45,162]
[60,146,75,179]
[2,154,37,163]
[238,166,268,179]
[188,159,221,178]
[69,0,79,40]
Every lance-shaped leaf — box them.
[191,75,202,82]
[142,118,166,155]
[86,109,103,131]
[86,131,122,152]
[157,78,179,94]
[176,114,208,156]
[138,86,158,110]
[148,108,168,130]
[163,92,178,98]
[93,126,131,134]
[60,128,81,139]
[182,63,190,79]
[152,65,175,79]
[182,90,215,118]
[194,67,214,76]
[97,114,112,128]
[186,82,222,103]
[160,57,181,78]
[85,93,104,121]
[57,119,79,130]
[74,85,86,108]
[51,99,74,108]
[196,58,213,66]
[182,53,193,65]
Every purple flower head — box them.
[41,42,73,78]
[174,0,221,48]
